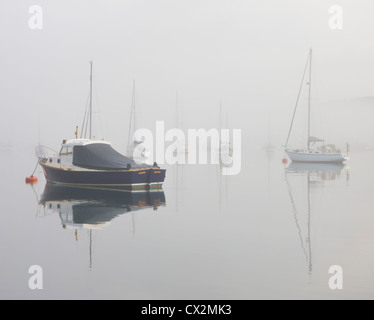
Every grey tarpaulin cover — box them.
[73,143,150,170]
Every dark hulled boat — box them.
[37,62,166,190]
[38,139,166,190]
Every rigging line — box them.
[127,80,135,151]
[38,145,59,155]
[84,106,89,139]
[83,83,90,139]
[284,51,311,151]
[30,159,39,177]
[80,92,90,138]
[93,73,104,139]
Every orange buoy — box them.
[282,158,288,164]
[25,176,38,184]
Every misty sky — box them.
[1,0,373,152]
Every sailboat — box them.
[285,49,349,163]
[36,62,166,190]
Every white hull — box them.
[286,149,349,163]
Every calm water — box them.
[1,145,374,300]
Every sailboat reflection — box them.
[38,183,166,230]
[284,162,349,279]
[286,162,347,179]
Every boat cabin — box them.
[43,139,111,170]
[41,138,151,171]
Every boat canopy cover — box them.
[72,143,150,170]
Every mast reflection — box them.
[285,162,349,280]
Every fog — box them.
[1,0,374,154]
[3,1,374,300]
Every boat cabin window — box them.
[60,146,73,155]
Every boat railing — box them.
[35,145,59,160]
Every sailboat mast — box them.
[89,61,93,140]
[307,49,312,150]
[133,80,136,134]
[284,50,310,150]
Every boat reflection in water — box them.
[38,183,166,230]
[284,162,349,280]
[286,162,347,180]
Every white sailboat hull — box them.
[286,149,349,163]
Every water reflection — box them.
[284,162,349,280]
[38,183,166,230]
[37,184,166,268]
[286,162,347,180]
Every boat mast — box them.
[127,80,136,153]
[133,80,136,136]
[307,49,312,150]
[284,50,310,151]
[89,61,93,140]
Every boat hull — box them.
[39,162,166,190]
[286,150,349,163]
